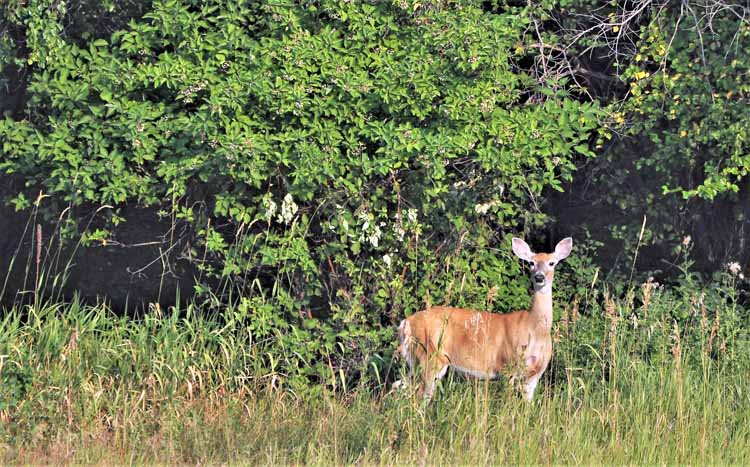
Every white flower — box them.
[368,225,382,248]
[262,195,277,221]
[406,208,418,223]
[474,201,493,215]
[278,193,298,224]
[727,261,742,276]
[393,224,405,242]
[358,211,370,232]
[383,254,392,268]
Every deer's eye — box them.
[548,261,556,267]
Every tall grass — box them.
[1,287,748,464]
[1,203,749,463]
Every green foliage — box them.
[552,269,750,384]
[621,15,750,200]
[0,0,602,385]
[583,5,750,258]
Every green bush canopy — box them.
[1,1,600,384]
[4,0,750,387]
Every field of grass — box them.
[2,295,749,464]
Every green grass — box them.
[4,366,750,464]
[1,298,749,464]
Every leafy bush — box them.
[554,2,750,270]
[1,0,602,385]
[621,12,750,201]
[619,9,750,266]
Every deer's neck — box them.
[529,289,554,329]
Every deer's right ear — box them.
[512,237,534,261]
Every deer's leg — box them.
[521,375,541,401]
[519,352,547,401]
[421,355,449,403]
[392,319,416,391]
[392,354,414,391]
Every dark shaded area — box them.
[0,13,28,117]
[63,0,153,44]
[547,136,750,280]
[0,176,196,312]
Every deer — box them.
[395,237,573,402]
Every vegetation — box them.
[2,0,750,463]
[2,270,748,463]
[553,0,750,266]
[1,0,604,387]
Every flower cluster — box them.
[727,261,744,279]
[261,193,298,225]
[279,194,298,224]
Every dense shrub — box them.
[0,1,602,386]
[615,6,750,268]
[551,1,750,271]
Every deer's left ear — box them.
[554,237,573,261]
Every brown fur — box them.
[397,238,572,402]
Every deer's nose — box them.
[534,273,545,284]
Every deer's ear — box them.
[554,237,573,261]
[512,237,534,261]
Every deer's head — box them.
[512,237,573,294]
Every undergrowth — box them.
[1,277,749,464]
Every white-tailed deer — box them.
[396,237,573,402]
